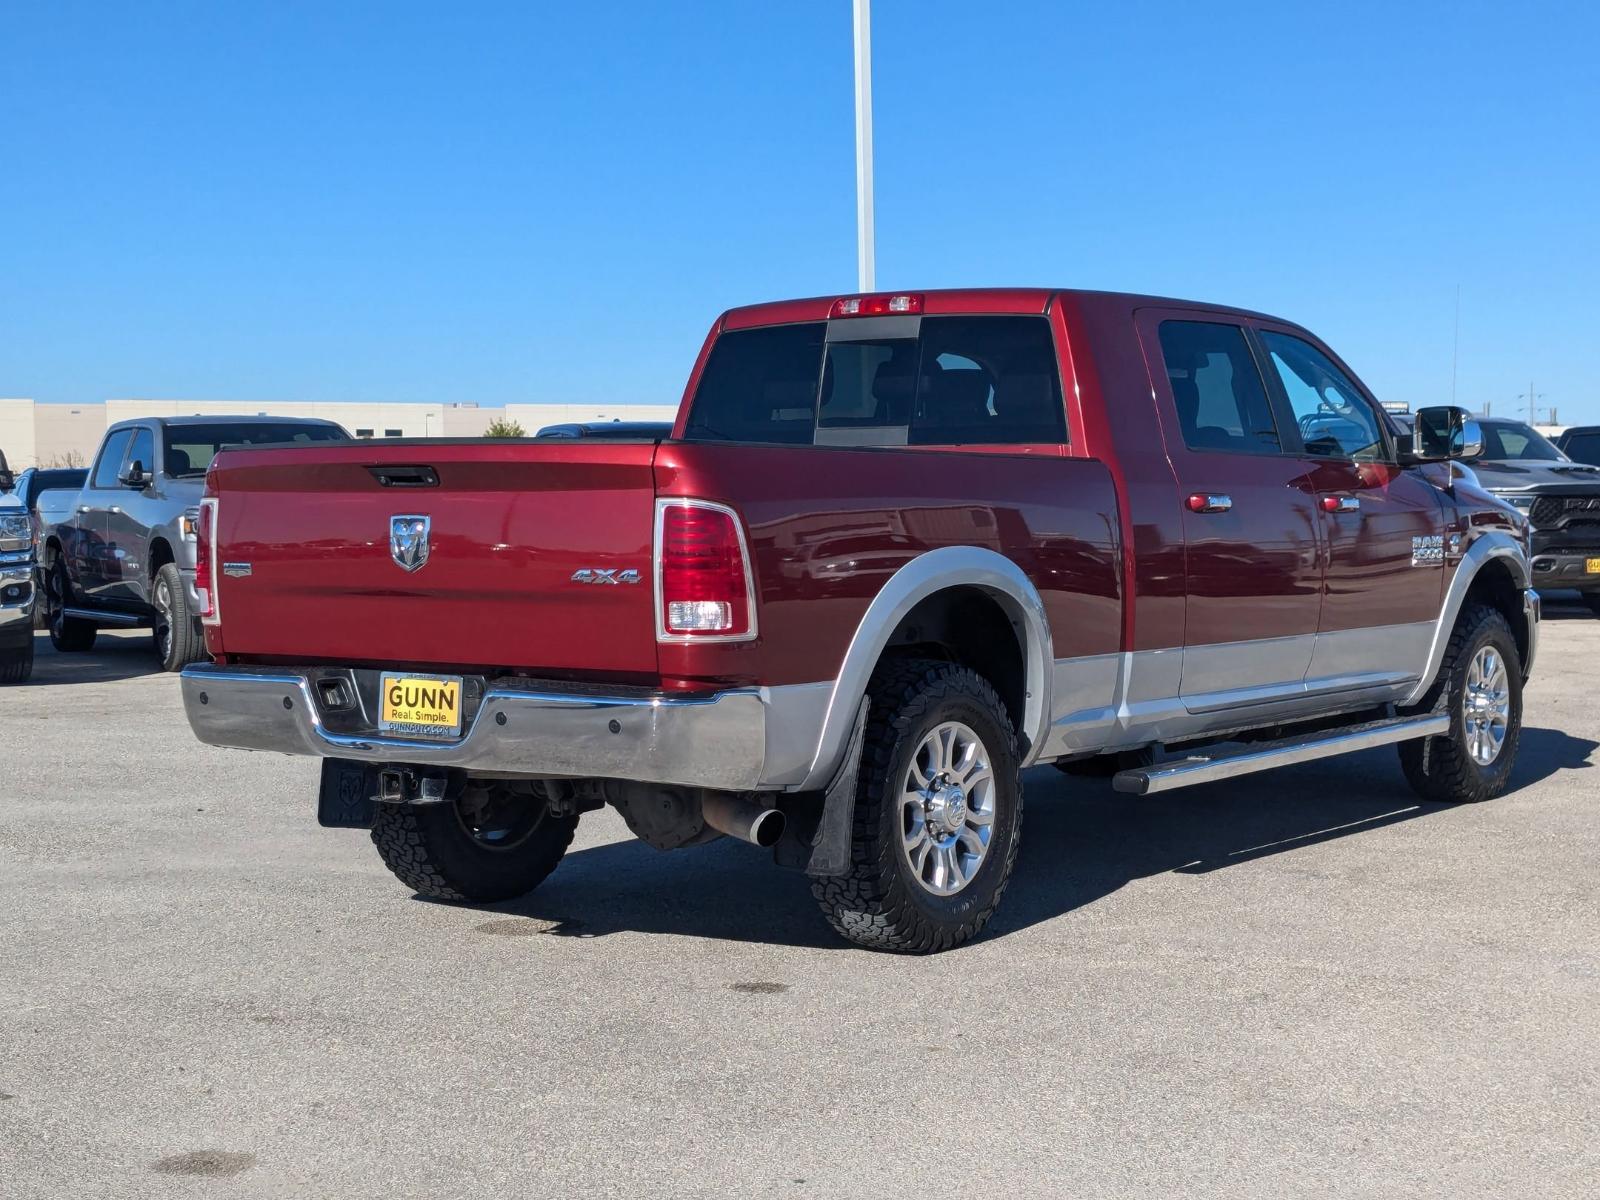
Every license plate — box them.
[379,673,464,739]
[1588,557,1600,575]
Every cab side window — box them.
[1156,321,1281,454]
[126,427,155,477]
[91,429,135,489]
[1260,331,1386,461]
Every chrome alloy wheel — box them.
[900,721,996,897]
[153,574,173,660]
[1463,645,1511,766]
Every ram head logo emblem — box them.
[390,515,431,573]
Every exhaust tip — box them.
[748,808,785,849]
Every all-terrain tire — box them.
[0,638,33,684]
[810,658,1023,954]
[1399,603,1522,804]
[45,559,96,653]
[370,792,578,903]
[153,562,205,671]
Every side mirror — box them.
[1408,406,1483,462]
[0,469,13,493]
[121,460,149,488]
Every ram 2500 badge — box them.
[179,289,1538,953]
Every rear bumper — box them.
[179,664,831,793]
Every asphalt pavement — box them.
[4,605,1597,1198]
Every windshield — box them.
[1473,421,1565,462]
[163,423,348,477]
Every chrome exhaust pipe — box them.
[700,793,785,848]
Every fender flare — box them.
[794,546,1054,793]
[1401,531,1532,707]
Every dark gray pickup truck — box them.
[1465,418,1600,615]
[42,416,347,670]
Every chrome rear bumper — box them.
[180,664,830,792]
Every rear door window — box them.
[1155,321,1281,454]
[684,323,826,444]
[686,315,1066,447]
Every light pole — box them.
[853,0,875,292]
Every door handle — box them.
[77,505,92,514]
[108,506,122,514]
[1321,495,1361,513]
[1186,493,1233,514]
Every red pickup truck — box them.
[182,289,1539,953]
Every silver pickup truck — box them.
[41,416,347,671]
[0,451,34,683]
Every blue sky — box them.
[3,1,1597,423]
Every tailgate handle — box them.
[368,465,439,488]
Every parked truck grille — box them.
[1530,494,1600,528]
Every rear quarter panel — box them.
[653,441,1123,688]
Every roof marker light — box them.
[829,293,924,319]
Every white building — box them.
[0,398,679,469]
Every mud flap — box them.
[317,758,379,829]
[799,697,869,878]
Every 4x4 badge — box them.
[390,515,431,573]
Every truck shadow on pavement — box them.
[29,630,163,684]
[462,724,1595,950]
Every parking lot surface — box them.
[4,607,1598,1199]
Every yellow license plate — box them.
[379,673,464,739]
[1588,557,1600,575]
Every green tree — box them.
[482,417,527,438]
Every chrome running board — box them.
[1112,712,1450,796]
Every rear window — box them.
[1561,431,1600,466]
[686,316,1066,447]
[164,423,348,477]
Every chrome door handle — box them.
[77,505,92,514]
[108,506,121,514]
[1321,495,1361,513]
[1186,493,1233,514]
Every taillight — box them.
[655,499,756,642]
[829,292,923,318]
[195,497,219,625]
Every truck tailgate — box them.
[207,441,660,676]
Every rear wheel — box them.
[1399,603,1522,804]
[44,559,96,653]
[811,659,1023,954]
[152,562,203,671]
[370,782,578,902]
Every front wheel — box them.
[370,782,578,902]
[1399,603,1522,804]
[811,659,1023,954]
